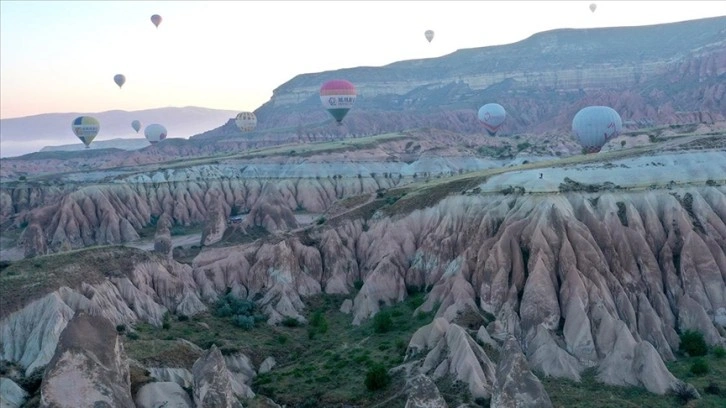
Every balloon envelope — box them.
[151,14,162,28]
[425,30,434,43]
[572,106,623,154]
[477,103,507,136]
[590,3,597,12]
[235,112,257,132]
[320,79,356,124]
[144,124,167,144]
[131,120,141,133]
[114,74,126,88]
[71,116,100,148]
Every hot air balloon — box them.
[131,120,141,133]
[589,3,597,13]
[477,103,507,136]
[151,14,162,28]
[114,74,126,89]
[71,116,100,148]
[320,79,356,125]
[235,112,257,132]
[572,106,622,154]
[144,124,167,144]
[425,30,434,43]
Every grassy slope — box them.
[124,292,436,407]
[543,354,726,408]
[0,246,152,318]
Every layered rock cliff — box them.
[244,16,726,137]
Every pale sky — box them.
[1,1,724,119]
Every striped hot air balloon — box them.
[320,79,356,125]
[71,116,100,148]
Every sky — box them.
[1,1,725,120]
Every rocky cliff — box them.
[2,178,724,404]
[239,16,726,137]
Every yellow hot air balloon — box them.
[71,116,100,148]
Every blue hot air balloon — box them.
[572,106,623,154]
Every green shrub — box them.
[281,317,301,327]
[215,303,233,318]
[373,311,393,334]
[704,382,721,396]
[713,346,725,358]
[690,358,709,375]
[232,315,255,330]
[116,324,126,333]
[308,310,328,337]
[177,314,189,322]
[679,330,707,356]
[364,363,390,391]
[127,332,140,340]
[17,367,44,395]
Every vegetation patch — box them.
[0,246,152,319]
[123,293,435,407]
[679,330,707,357]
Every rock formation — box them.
[135,382,193,408]
[39,313,134,407]
[492,336,552,408]
[0,378,28,408]
[191,345,244,408]
[404,374,448,408]
[201,190,227,246]
[406,318,497,400]
[1,160,724,405]
[154,213,173,257]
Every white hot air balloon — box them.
[477,103,507,136]
[572,106,623,154]
[235,112,257,132]
[424,30,434,43]
[590,3,597,13]
[144,124,167,144]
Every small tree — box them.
[373,311,393,334]
[679,330,707,356]
[690,358,709,375]
[365,363,390,391]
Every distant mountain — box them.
[198,16,723,139]
[0,106,238,157]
